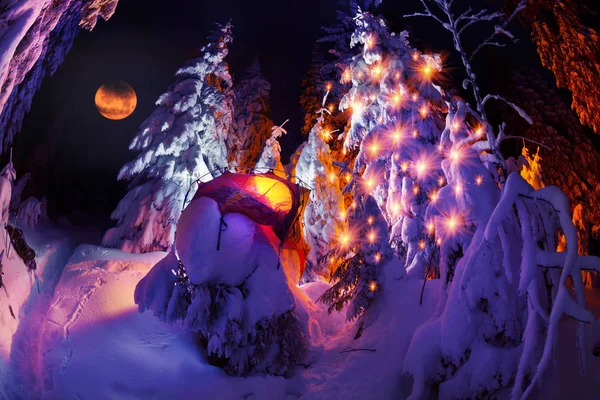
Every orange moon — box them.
[95,81,137,120]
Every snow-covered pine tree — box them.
[103,22,234,253]
[402,1,600,398]
[295,92,344,281]
[254,119,288,176]
[336,9,448,281]
[300,1,356,136]
[229,58,274,170]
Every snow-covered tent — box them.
[184,171,310,277]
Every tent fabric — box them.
[192,171,309,253]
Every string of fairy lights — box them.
[315,31,492,284]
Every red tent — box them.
[191,172,310,276]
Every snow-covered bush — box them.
[104,22,234,253]
[134,196,308,376]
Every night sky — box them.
[13,0,570,220]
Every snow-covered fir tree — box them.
[400,1,600,398]
[229,58,274,170]
[295,92,344,281]
[103,22,234,253]
[254,119,288,176]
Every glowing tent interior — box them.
[188,171,311,277]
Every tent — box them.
[190,171,310,276]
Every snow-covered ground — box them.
[2,223,600,399]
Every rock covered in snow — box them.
[0,0,119,151]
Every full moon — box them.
[95,81,137,120]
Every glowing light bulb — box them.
[345,173,351,182]
[475,175,483,186]
[371,64,383,78]
[454,183,463,195]
[329,172,336,183]
[374,253,381,263]
[412,52,419,61]
[340,209,347,219]
[447,215,458,232]
[419,105,428,118]
[328,104,334,113]
[351,201,357,209]
[438,177,445,186]
[475,125,484,137]
[367,216,374,225]
[395,71,401,79]
[419,240,426,250]
[329,256,335,264]
[412,129,418,138]
[421,65,433,79]
[342,68,352,83]
[413,185,420,195]
[394,153,400,160]
[370,142,379,155]
[452,120,461,132]
[436,238,442,245]
[412,93,418,102]
[450,149,460,161]
[427,221,434,234]
[366,178,375,189]
[429,190,438,203]
[393,129,402,143]
[416,160,427,176]
[326,82,332,92]
[369,281,378,291]
[368,230,376,243]
[401,162,409,172]
[365,35,374,49]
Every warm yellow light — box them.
[340,231,351,246]
[475,175,483,186]
[436,238,442,245]
[326,82,332,92]
[343,148,347,155]
[450,149,460,161]
[370,142,379,156]
[351,201,357,208]
[438,177,445,186]
[393,129,402,143]
[419,105,428,118]
[394,153,400,160]
[454,183,463,195]
[412,93,418,102]
[401,162,409,172]
[419,240,426,250]
[475,125,484,137]
[368,229,376,243]
[365,35,375,49]
[413,185,420,195]
[367,216,374,225]
[374,253,381,263]
[369,281,378,291]
[340,209,347,219]
[447,215,458,232]
[416,160,427,175]
[427,221,434,234]
[451,120,461,132]
[392,92,402,105]
[357,71,364,80]
[421,65,433,79]
[412,52,419,61]
[329,172,336,183]
[329,256,335,264]
[429,190,438,203]
[345,173,351,182]
[395,71,401,79]
[366,178,375,189]
[342,68,352,83]
[371,64,383,78]
[328,104,334,113]
[412,129,418,138]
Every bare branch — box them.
[482,94,533,124]
[469,0,527,61]
[404,0,445,25]
[457,10,503,37]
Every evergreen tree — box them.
[103,22,234,253]
[229,58,273,169]
[254,120,288,176]
[296,92,344,281]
